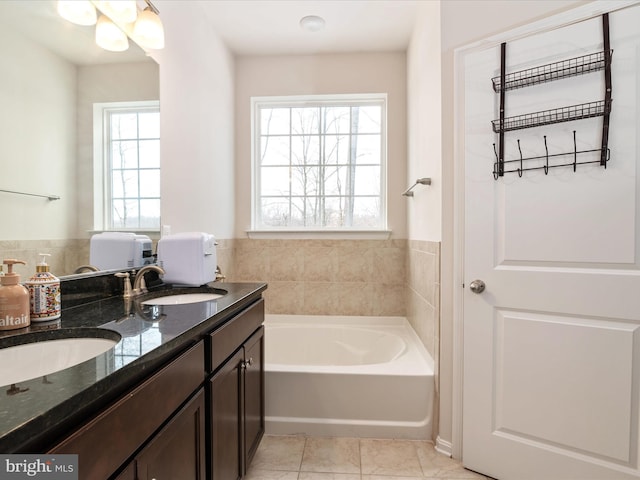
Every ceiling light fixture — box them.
[57,0,165,51]
[95,14,129,52]
[299,15,326,33]
[132,2,165,50]
[57,0,97,26]
[92,1,137,24]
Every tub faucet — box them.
[132,265,166,296]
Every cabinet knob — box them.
[242,357,254,369]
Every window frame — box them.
[250,93,388,236]
[93,100,161,233]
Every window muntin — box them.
[253,95,386,230]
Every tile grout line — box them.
[298,435,308,477]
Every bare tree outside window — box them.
[254,95,385,230]
[108,107,160,230]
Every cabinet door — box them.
[210,348,243,480]
[136,388,206,480]
[243,326,264,474]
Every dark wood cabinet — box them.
[208,300,265,480]
[210,348,243,480]
[49,341,205,480]
[48,296,265,480]
[242,327,264,473]
[112,463,135,480]
[135,388,206,480]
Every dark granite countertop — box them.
[0,281,267,453]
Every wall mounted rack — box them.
[492,13,612,179]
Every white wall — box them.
[234,53,408,238]
[407,2,442,243]
[152,1,236,240]
[0,24,76,241]
[434,0,588,455]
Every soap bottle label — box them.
[0,313,29,328]
[26,254,61,322]
[29,283,61,321]
[0,298,30,328]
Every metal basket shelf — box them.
[491,100,610,133]
[492,50,612,92]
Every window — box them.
[94,101,160,231]
[252,94,387,231]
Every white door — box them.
[462,4,640,479]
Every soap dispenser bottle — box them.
[0,259,30,330]
[26,253,61,322]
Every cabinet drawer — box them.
[209,299,264,373]
[49,341,205,480]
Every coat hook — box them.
[517,139,523,177]
[492,143,499,180]
[543,135,549,175]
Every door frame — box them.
[450,0,637,462]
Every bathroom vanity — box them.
[0,277,267,480]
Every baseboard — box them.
[266,417,431,441]
[435,435,453,457]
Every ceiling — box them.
[1,0,422,65]
[198,0,423,56]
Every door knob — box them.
[469,280,486,294]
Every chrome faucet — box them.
[132,265,166,296]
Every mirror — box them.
[0,1,159,278]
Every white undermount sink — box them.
[0,331,121,386]
[141,292,225,306]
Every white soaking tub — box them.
[264,315,434,439]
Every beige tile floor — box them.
[246,435,491,480]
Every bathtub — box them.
[264,315,434,439]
